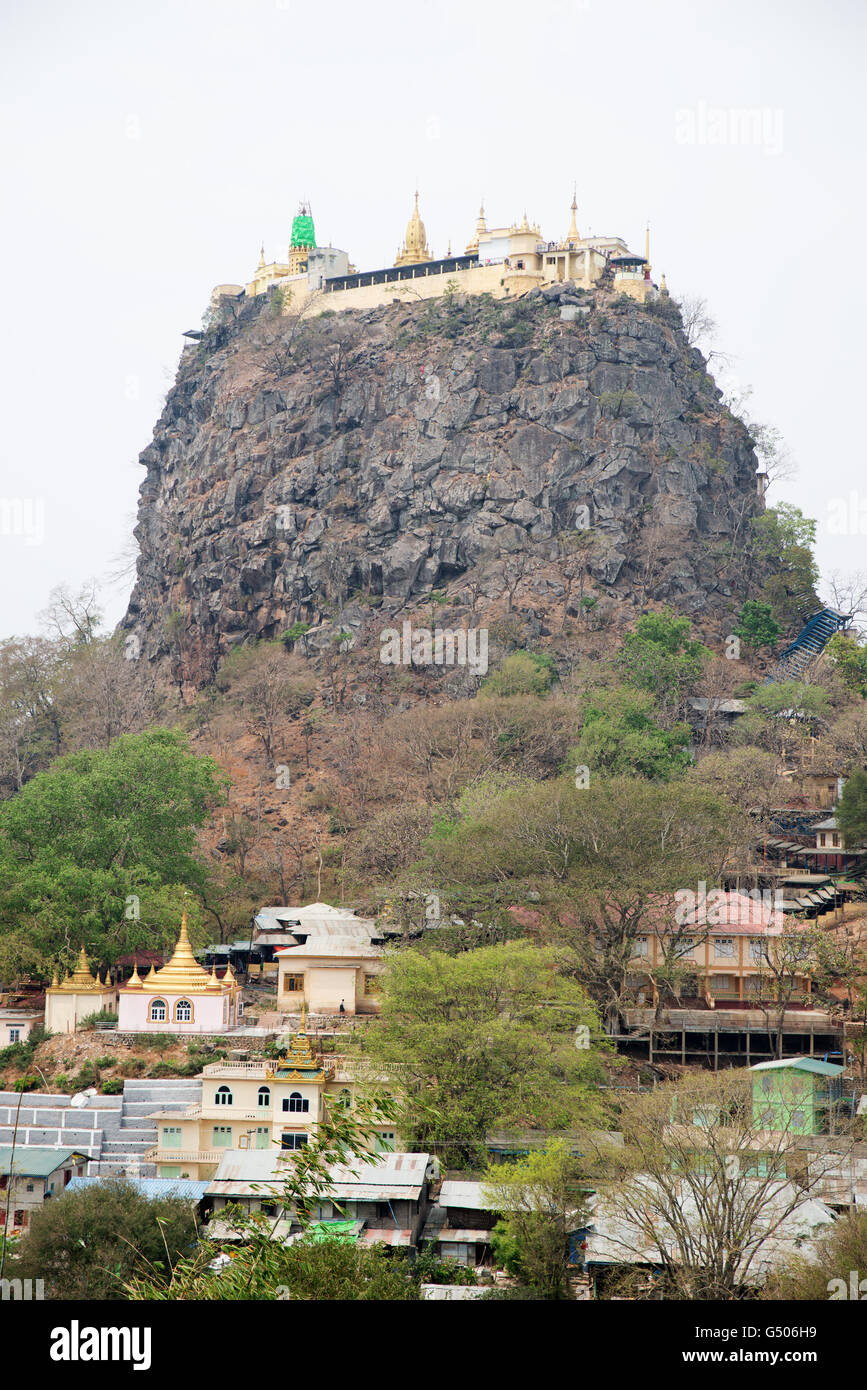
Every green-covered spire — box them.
[290,201,316,250]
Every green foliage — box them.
[0,728,225,975]
[77,1009,118,1029]
[762,1213,867,1300]
[826,632,867,699]
[126,1096,402,1299]
[9,1178,200,1300]
[618,608,709,712]
[281,622,312,649]
[571,686,691,781]
[481,650,557,698]
[751,504,820,625]
[100,1078,124,1095]
[733,600,781,651]
[836,769,867,849]
[483,1141,588,1298]
[744,681,830,722]
[363,941,606,1167]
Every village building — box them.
[44,949,117,1035]
[203,1149,434,1248]
[0,1146,87,1232]
[145,1025,399,1180]
[275,934,385,1016]
[422,1179,498,1267]
[750,1058,848,1136]
[117,912,242,1035]
[229,189,658,321]
[0,1007,43,1046]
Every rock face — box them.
[123,286,766,687]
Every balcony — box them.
[146,1147,225,1165]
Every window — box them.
[213,1126,233,1147]
[713,938,735,959]
[749,939,765,961]
[632,937,648,958]
[284,974,304,993]
[175,999,192,1022]
[281,1133,308,1150]
[283,1092,309,1114]
[761,1074,774,1095]
[364,973,381,995]
[162,1126,182,1149]
[255,1127,270,1150]
[375,1132,396,1154]
[25,1182,34,1192]
[215,1086,233,1107]
[546,256,556,264]
[791,1110,806,1129]
[9,1029,20,1043]
[161,1166,182,1179]
[149,999,167,1022]
[676,938,694,960]
[257,1086,271,1109]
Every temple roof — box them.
[126,911,233,994]
[290,203,316,250]
[48,946,111,995]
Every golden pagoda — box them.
[140,909,220,993]
[45,946,118,1034]
[395,190,432,267]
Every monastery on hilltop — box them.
[210,190,662,318]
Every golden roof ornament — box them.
[49,946,108,994]
[138,908,221,994]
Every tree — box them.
[483,1141,587,1299]
[9,1178,199,1300]
[363,941,606,1167]
[688,746,787,825]
[826,632,867,699]
[733,600,780,652]
[571,686,691,781]
[591,1071,849,1299]
[430,776,750,1032]
[618,608,709,719]
[217,642,315,766]
[126,1095,406,1300]
[480,651,556,698]
[762,1213,867,1300]
[836,768,867,849]
[38,580,102,648]
[750,504,820,626]
[0,729,226,972]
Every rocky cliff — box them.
[123,284,766,688]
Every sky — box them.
[1,0,865,638]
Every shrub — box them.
[100,1078,124,1095]
[481,651,557,698]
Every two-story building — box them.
[146,1027,400,1180]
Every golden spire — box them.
[395,190,432,267]
[50,971,59,989]
[140,910,217,993]
[645,222,651,272]
[257,243,266,270]
[50,946,106,994]
[566,186,579,243]
[300,999,308,1033]
[466,200,487,255]
[660,272,668,295]
[126,961,143,990]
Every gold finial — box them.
[50,971,59,989]
[567,186,580,243]
[660,273,668,294]
[127,961,142,989]
[645,222,651,271]
[300,999,308,1033]
[257,243,266,270]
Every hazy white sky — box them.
[1,0,865,637]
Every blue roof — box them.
[749,1057,844,1077]
[65,1176,208,1201]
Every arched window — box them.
[284,1091,309,1114]
[175,999,192,1022]
[215,1085,233,1107]
[149,999,167,1022]
[257,1086,271,1109]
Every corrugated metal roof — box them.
[206,1149,430,1198]
[0,1146,86,1177]
[439,1179,489,1210]
[749,1058,844,1076]
[437,1228,493,1243]
[66,1176,208,1200]
[359,1227,413,1246]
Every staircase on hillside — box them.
[88,1078,202,1179]
[769,607,852,682]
